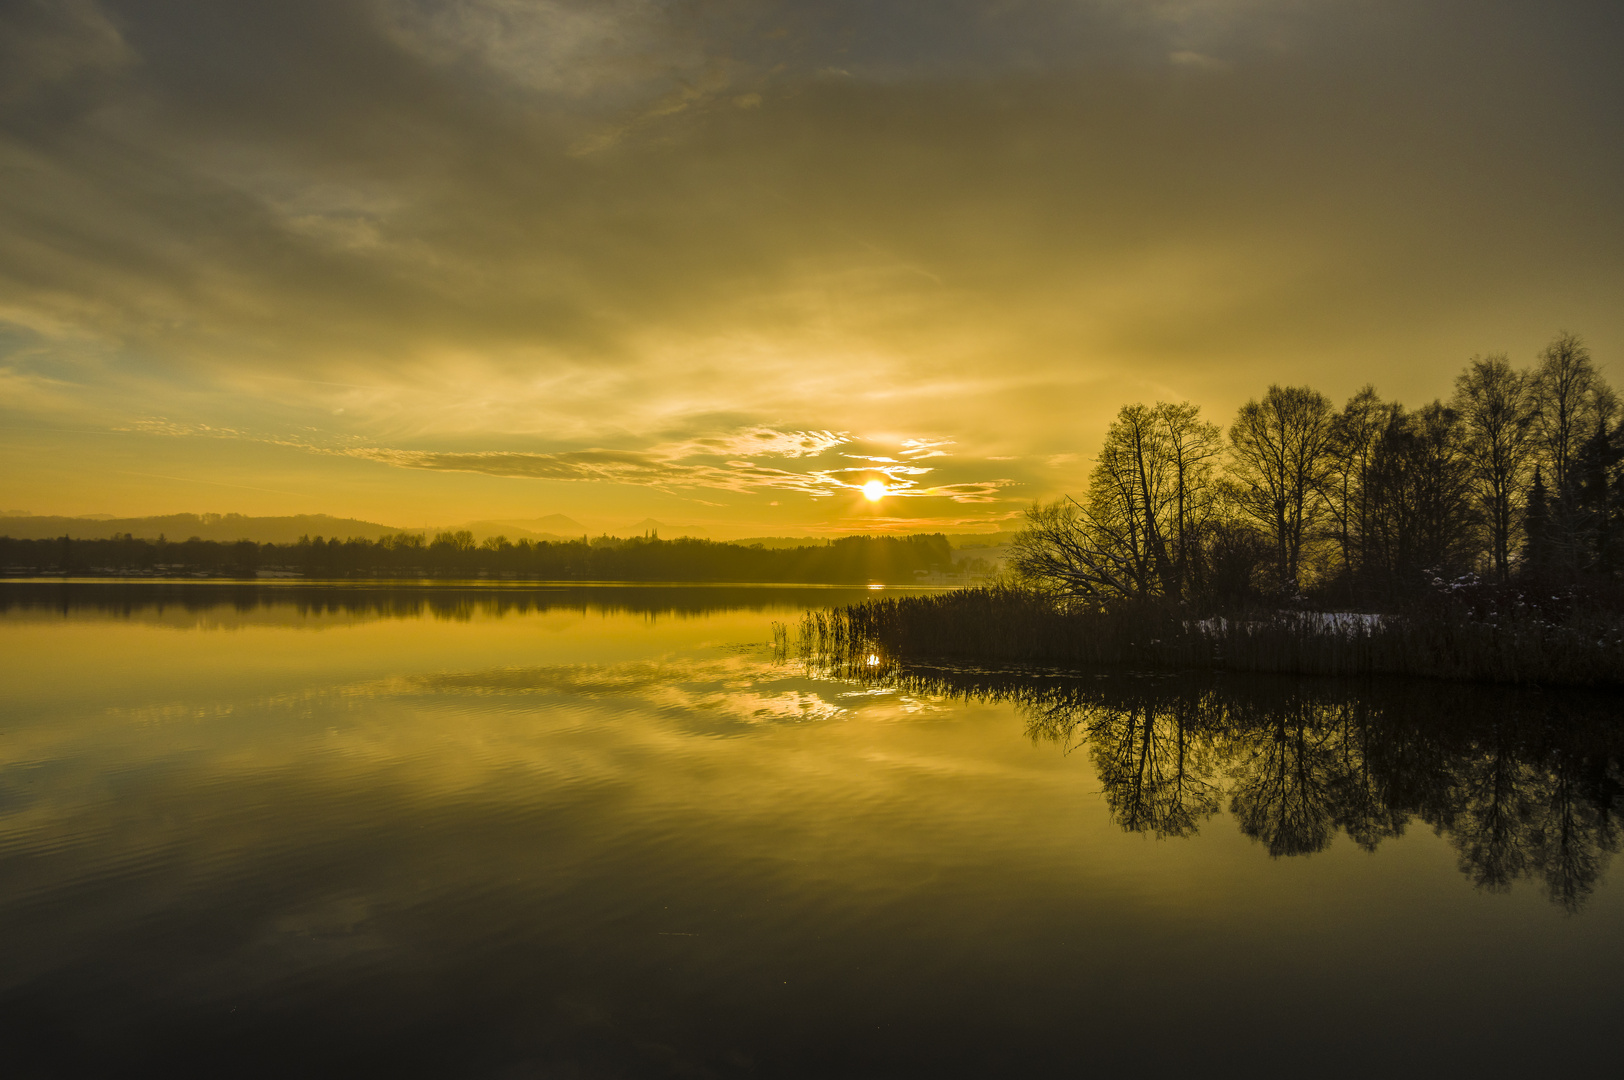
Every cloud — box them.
[343,440,1012,502]
[114,418,248,438]
[99,412,1018,506]
[1168,50,1230,71]
[1,0,1619,526]
[0,0,132,106]
[375,0,678,99]
[667,427,851,459]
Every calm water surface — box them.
[2,582,1621,1077]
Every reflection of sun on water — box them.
[862,480,886,501]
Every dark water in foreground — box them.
[2,582,1621,1077]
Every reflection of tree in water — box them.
[1530,752,1618,911]
[1225,702,1341,857]
[1440,722,1539,893]
[1411,708,1623,912]
[1224,696,1412,857]
[1094,700,1222,839]
[1324,701,1410,852]
[879,666,1623,909]
[1022,683,1223,838]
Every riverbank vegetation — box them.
[809,332,1624,685]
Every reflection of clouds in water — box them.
[0,650,947,818]
[1,642,1034,905]
[88,651,896,738]
[80,651,944,748]
[709,689,846,724]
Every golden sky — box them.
[1,0,1620,536]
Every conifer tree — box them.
[1521,466,1550,577]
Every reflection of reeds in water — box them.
[800,586,1624,686]
[819,661,1624,911]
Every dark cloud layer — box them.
[1,0,1620,528]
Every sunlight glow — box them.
[862,480,887,501]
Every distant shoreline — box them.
[0,576,957,590]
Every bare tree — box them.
[1012,401,1221,605]
[1531,332,1601,497]
[1160,401,1225,598]
[1227,385,1336,589]
[1094,402,1177,596]
[1453,355,1537,581]
[1530,332,1614,574]
[1322,385,1395,587]
[1011,497,1130,604]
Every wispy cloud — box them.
[899,438,953,458]
[119,416,1012,503]
[343,443,1010,502]
[665,427,851,459]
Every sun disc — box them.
[862,480,886,501]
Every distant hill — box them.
[729,532,1019,551]
[0,514,405,544]
[450,520,585,543]
[943,531,1022,549]
[480,514,588,536]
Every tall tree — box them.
[1529,332,1614,575]
[1452,355,1537,581]
[1013,401,1221,605]
[1094,402,1177,596]
[1227,385,1336,589]
[1521,466,1551,575]
[1323,385,1395,590]
[1531,332,1601,497]
[1364,402,1478,592]
[1158,401,1225,599]
[1574,418,1621,575]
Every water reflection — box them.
[3,585,1622,1072]
[0,580,924,625]
[855,667,1623,910]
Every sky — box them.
[1,0,1620,537]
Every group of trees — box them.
[1015,332,1619,609]
[0,531,957,585]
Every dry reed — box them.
[798,586,1624,687]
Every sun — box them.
[862,479,887,502]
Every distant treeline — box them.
[0,581,913,622]
[0,531,956,585]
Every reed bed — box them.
[797,586,1624,687]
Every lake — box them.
[2,581,1621,1077]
